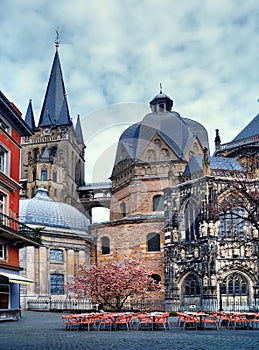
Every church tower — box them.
[21,38,86,212]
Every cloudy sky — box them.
[1,0,258,185]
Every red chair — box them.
[62,314,79,331]
[137,313,153,330]
[176,312,186,328]
[202,313,219,330]
[249,313,259,329]
[98,314,115,331]
[114,314,132,330]
[182,314,200,330]
[77,314,98,331]
[153,313,170,331]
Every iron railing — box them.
[0,212,41,243]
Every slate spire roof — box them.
[232,113,259,142]
[75,115,84,145]
[38,48,72,128]
[24,99,37,131]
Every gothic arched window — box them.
[221,273,248,296]
[184,199,200,241]
[147,233,160,252]
[184,275,201,296]
[219,208,244,238]
[101,236,110,255]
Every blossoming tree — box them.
[65,259,161,311]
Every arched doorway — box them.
[181,273,202,310]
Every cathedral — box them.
[18,41,258,312]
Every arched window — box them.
[147,233,160,252]
[221,273,248,296]
[219,208,244,238]
[184,275,201,296]
[153,194,164,211]
[33,148,39,160]
[101,236,110,255]
[51,146,57,158]
[184,200,200,241]
[120,202,126,218]
[41,168,48,181]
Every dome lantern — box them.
[149,84,173,112]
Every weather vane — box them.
[54,27,60,49]
[160,83,163,94]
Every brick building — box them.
[0,91,40,320]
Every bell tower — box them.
[21,39,86,212]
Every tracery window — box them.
[147,233,160,252]
[184,200,200,241]
[101,236,110,255]
[219,208,244,238]
[50,274,64,295]
[184,275,201,296]
[220,273,248,296]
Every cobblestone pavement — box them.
[0,311,259,350]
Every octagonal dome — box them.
[113,92,209,167]
[19,187,89,231]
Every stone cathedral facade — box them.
[18,40,258,312]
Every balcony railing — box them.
[0,212,41,244]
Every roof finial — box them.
[54,27,60,49]
[160,83,163,94]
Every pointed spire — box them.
[214,129,221,150]
[38,47,71,128]
[75,114,85,145]
[24,99,37,131]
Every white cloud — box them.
[0,0,258,184]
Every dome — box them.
[114,92,209,166]
[19,187,89,231]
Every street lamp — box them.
[218,277,224,312]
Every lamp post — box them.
[218,277,224,312]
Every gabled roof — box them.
[24,99,37,131]
[232,113,259,141]
[38,50,71,128]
